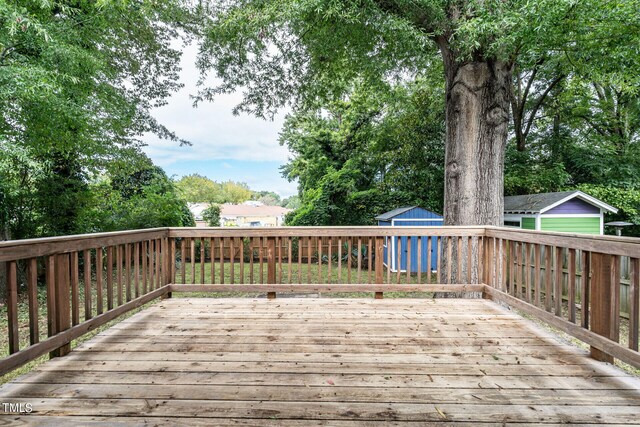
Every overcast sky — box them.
[142,44,298,197]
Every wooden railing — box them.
[0,226,638,376]
[167,227,486,296]
[482,227,639,368]
[0,228,172,375]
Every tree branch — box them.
[522,74,565,142]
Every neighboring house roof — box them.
[504,191,617,214]
[220,204,292,218]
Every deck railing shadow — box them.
[0,226,638,376]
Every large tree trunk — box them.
[438,46,512,285]
[443,59,512,226]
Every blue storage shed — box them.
[375,206,443,273]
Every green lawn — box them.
[177,260,438,286]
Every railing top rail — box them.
[485,226,640,258]
[168,226,487,238]
[0,228,170,262]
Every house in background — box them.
[220,204,291,227]
[188,202,292,227]
[375,206,443,273]
[188,203,209,227]
[503,191,617,235]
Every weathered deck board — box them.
[1,298,639,425]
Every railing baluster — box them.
[7,260,19,354]
[287,237,292,284]
[152,240,158,290]
[318,237,322,283]
[190,238,196,285]
[446,236,452,284]
[630,257,639,351]
[367,237,372,284]
[555,246,563,316]
[534,244,541,307]
[396,237,401,284]
[544,245,552,312]
[328,237,332,284]
[96,247,103,315]
[456,236,462,284]
[581,250,590,329]
[169,239,176,284]
[157,238,163,289]
[134,242,140,298]
[357,237,362,284]
[200,238,205,285]
[116,245,123,306]
[297,237,302,284]
[46,255,57,340]
[338,237,342,283]
[260,237,265,284]
[210,237,215,284]
[145,240,151,291]
[417,236,422,284]
[125,243,132,302]
[180,239,186,284]
[106,247,113,310]
[71,252,79,326]
[27,258,39,345]
[267,237,276,299]
[568,248,577,323]
[307,237,312,284]
[219,238,225,285]
[524,243,531,302]
[230,237,236,285]
[467,237,473,284]
[275,237,280,284]
[249,238,255,284]
[406,237,411,284]
[240,238,245,284]
[426,236,432,285]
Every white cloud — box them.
[142,44,291,164]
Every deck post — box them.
[590,252,616,363]
[52,253,72,358]
[374,237,384,299]
[267,237,276,299]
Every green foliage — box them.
[281,195,301,210]
[252,191,281,206]
[175,175,253,204]
[576,184,640,236]
[202,204,221,227]
[282,76,445,225]
[0,0,198,239]
[198,0,640,228]
[79,159,195,232]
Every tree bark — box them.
[442,58,512,227]
[438,46,512,286]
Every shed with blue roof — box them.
[375,206,442,273]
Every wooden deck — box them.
[1,297,639,425]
